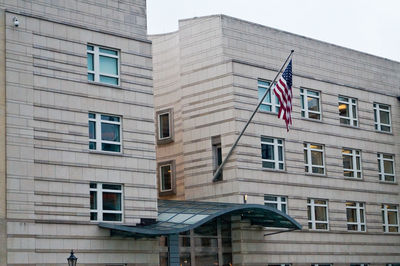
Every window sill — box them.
[307,229,329,232]
[261,168,287,173]
[344,177,364,181]
[90,220,124,224]
[157,137,174,145]
[258,110,278,115]
[339,124,360,129]
[89,150,124,156]
[300,117,323,123]
[374,130,393,135]
[305,173,326,177]
[88,80,122,89]
[159,189,176,197]
[379,180,398,185]
[346,230,367,233]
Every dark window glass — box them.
[159,113,170,139]
[102,192,121,211]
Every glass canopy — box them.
[99,199,301,237]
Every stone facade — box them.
[0,1,158,265]
[151,15,400,264]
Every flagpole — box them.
[212,50,294,182]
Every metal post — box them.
[168,234,179,266]
[212,50,294,182]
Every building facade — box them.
[151,15,400,264]
[0,0,158,265]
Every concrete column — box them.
[168,234,179,266]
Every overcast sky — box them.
[147,0,400,62]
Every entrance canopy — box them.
[99,199,301,237]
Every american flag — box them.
[273,59,293,131]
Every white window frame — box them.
[346,202,366,232]
[374,103,391,132]
[258,79,280,113]
[382,204,399,233]
[264,195,287,214]
[300,88,321,120]
[338,96,358,126]
[308,199,329,231]
[89,113,122,153]
[159,163,173,193]
[377,153,395,182]
[342,148,362,178]
[158,111,171,140]
[261,137,285,170]
[304,143,325,175]
[90,183,123,223]
[87,44,120,85]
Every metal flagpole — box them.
[212,50,294,182]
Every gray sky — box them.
[147,0,400,62]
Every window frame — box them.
[212,135,223,181]
[158,160,176,196]
[87,44,120,86]
[377,153,395,182]
[258,79,280,113]
[156,109,174,144]
[342,148,362,179]
[373,103,391,132]
[264,195,287,214]
[300,88,321,120]
[338,96,358,127]
[346,202,366,232]
[382,204,399,233]
[89,112,122,153]
[261,137,285,171]
[304,143,325,175]
[90,182,123,223]
[307,198,329,231]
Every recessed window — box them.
[212,136,223,181]
[261,137,284,170]
[90,183,123,222]
[264,195,287,213]
[89,113,121,153]
[374,103,391,132]
[382,204,399,233]
[258,79,280,113]
[307,199,328,230]
[87,44,120,85]
[338,96,358,126]
[346,202,366,232]
[156,109,173,144]
[304,143,325,174]
[342,148,362,178]
[300,88,321,120]
[159,161,175,195]
[377,153,395,182]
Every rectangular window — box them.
[382,204,399,233]
[156,109,173,143]
[300,88,321,120]
[87,44,119,85]
[159,161,175,195]
[374,103,391,132]
[307,199,328,230]
[377,153,395,182]
[261,137,284,170]
[212,136,223,181]
[304,143,325,174]
[312,264,332,266]
[342,148,362,178]
[258,79,280,113]
[264,195,287,214]
[338,96,358,126]
[90,183,123,222]
[346,202,366,232]
[350,264,369,266]
[89,113,121,153]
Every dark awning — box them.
[99,199,301,237]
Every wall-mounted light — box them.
[13,17,19,27]
[243,194,248,204]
